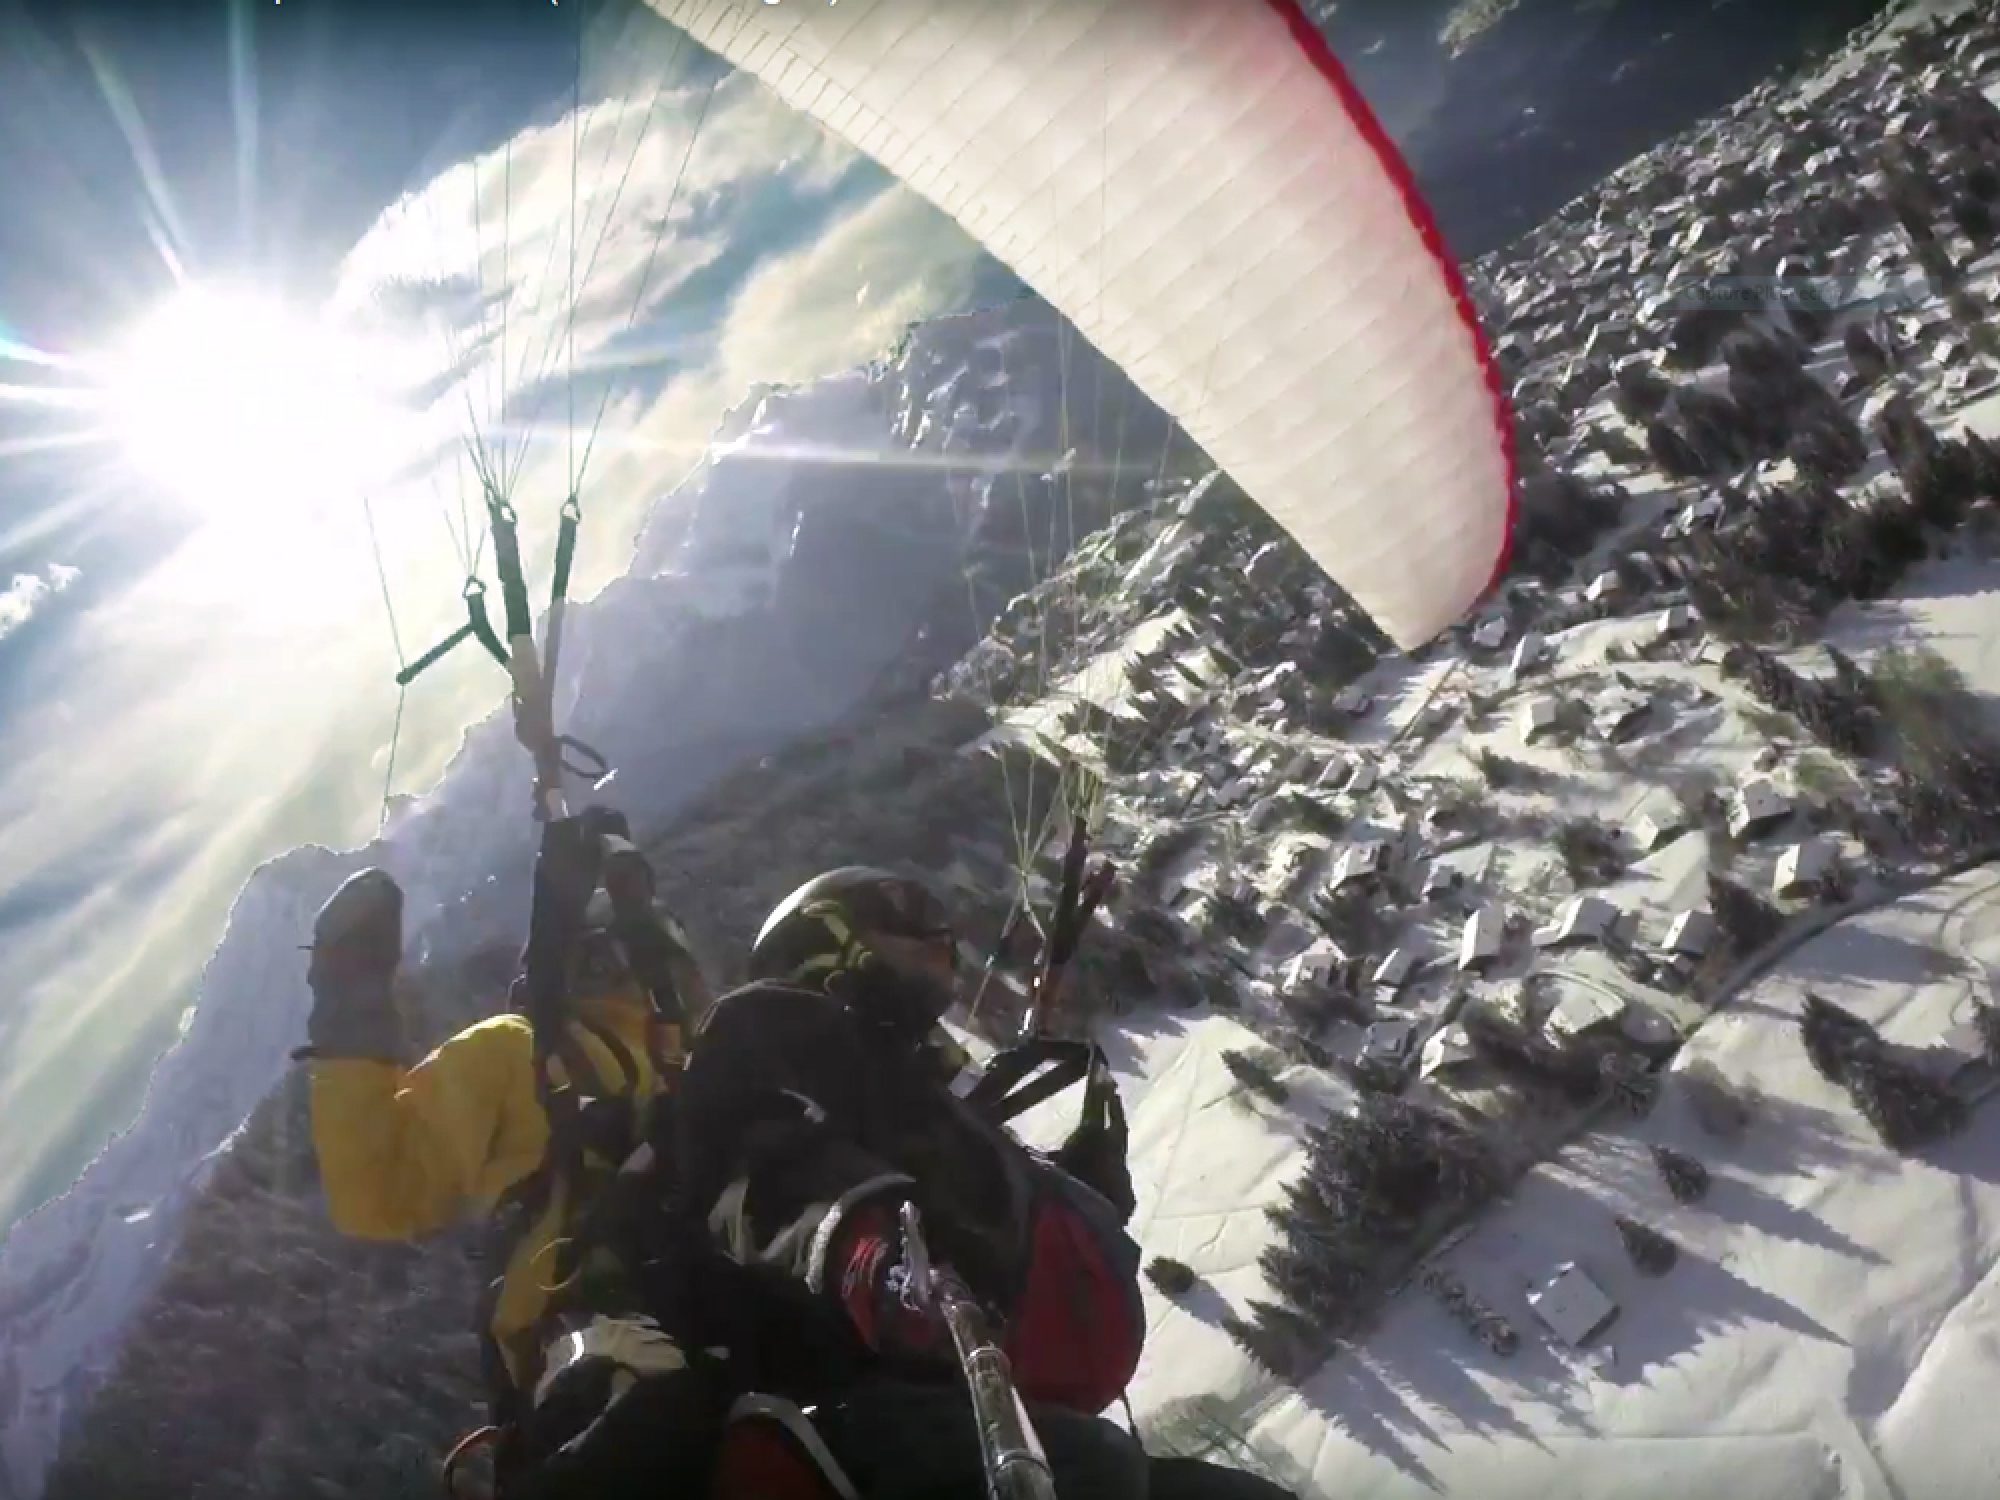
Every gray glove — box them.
[304,868,406,1061]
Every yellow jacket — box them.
[309,985,682,1385]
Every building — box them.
[1344,761,1379,795]
[1332,685,1373,716]
[1630,808,1686,852]
[1662,908,1717,960]
[1373,947,1423,992]
[1656,603,1696,639]
[1528,1263,1620,1346]
[1545,987,1629,1044]
[1594,692,1651,743]
[1510,632,1547,679]
[1774,837,1835,898]
[1585,570,1623,603]
[1728,777,1792,840]
[1360,1018,1418,1070]
[1459,904,1506,971]
[1536,895,1620,949]
[1420,1023,1480,1081]
[1285,943,1347,991]
[1472,616,1510,651]
[1520,698,1559,740]
[1333,842,1390,889]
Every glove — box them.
[303,868,405,1061]
[1051,1049,1135,1225]
[831,1203,973,1370]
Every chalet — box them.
[1728,777,1792,840]
[1536,895,1620,949]
[1285,944,1347,991]
[1373,947,1423,992]
[1529,1263,1619,1346]
[1773,837,1835,898]
[1332,842,1391,889]
[1545,987,1629,1044]
[1662,908,1717,960]
[1594,692,1651,743]
[1630,808,1686,852]
[1419,1023,1480,1080]
[1459,905,1507,972]
[1510,632,1547,679]
[1360,1018,1418,1069]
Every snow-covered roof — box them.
[1630,806,1682,849]
[1420,1023,1479,1078]
[1774,837,1835,897]
[1373,946,1422,991]
[1663,908,1717,958]
[1528,1263,1619,1346]
[1586,570,1623,602]
[1510,632,1547,677]
[1460,904,1506,970]
[1729,777,1793,838]
[1546,986,1628,1041]
[1333,842,1389,888]
[1360,1018,1417,1066]
[1422,863,1466,901]
[1285,943,1347,990]
[1536,895,1621,948]
[1593,692,1650,741]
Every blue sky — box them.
[0,0,1009,1232]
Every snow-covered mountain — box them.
[0,295,1172,1500]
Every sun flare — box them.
[103,285,413,527]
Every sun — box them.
[102,284,412,526]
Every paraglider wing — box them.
[648,0,1515,649]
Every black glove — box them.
[303,868,405,1061]
[1051,1049,1135,1225]
[511,1314,728,1500]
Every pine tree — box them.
[1800,991,1880,1084]
[1419,1266,1520,1357]
[1843,1049,1967,1152]
[1146,1257,1198,1297]
[1652,1145,1711,1204]
[1259,1242,1365,1337]
[1223,1300,1321,1378]
[1600,1053,1659,1118]
[1222,1048,1291,1105]
[1616,1216,1679,1276]
[1708,874,1784,954]
[1974,1000,2000,1068]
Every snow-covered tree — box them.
[1843,1048,1967,1152]
[1653,1145,1711,1204]
[1800,991,1879,1084]
[1616,1215,1679,1276]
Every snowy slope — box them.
[1078,867,2000,1500]
[0,296,1155,1499]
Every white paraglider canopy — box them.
[647,0,1516,649]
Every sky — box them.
[0,0,1006,1233]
